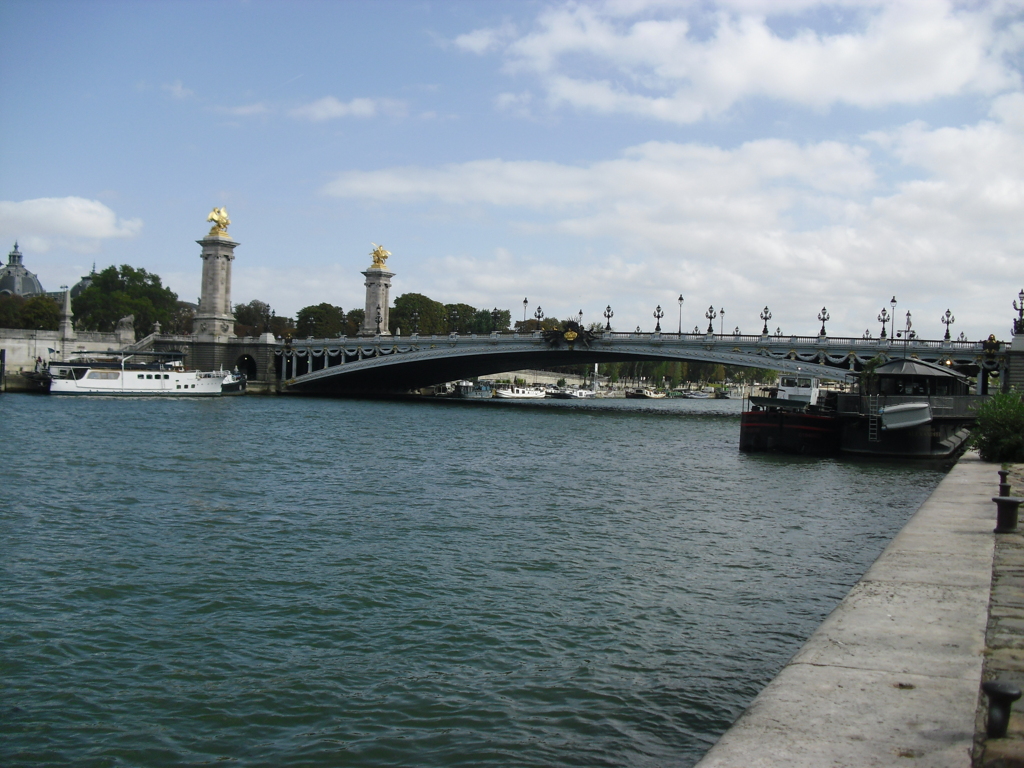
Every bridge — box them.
[277,328,1012,396]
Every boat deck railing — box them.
[834,393,985,418]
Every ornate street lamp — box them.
[890,296,897,338]
[734,326,740,335]
[877,307,890,339]
[577,309,583,326]
[534,306,544,329]
[693,325,701,334]
[411,310,420,334]
[523,297,528,325]
[720,307,725,335]
[1013,289,1024,335]
[863,329,872,339]
[491,307,500,333]
[604,305,614,331]
[958,331,967,342]
[450,307,460,334]
[705,305,717,333]
[817,306,830,336]
[940,308,956,340]
[775,327,782,337]
[375,304,382,335]
[678,294,684,335]
[760,306,772,335]
[653,305,664,332]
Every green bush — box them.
[969,391,1024,462]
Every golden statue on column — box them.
[206,207,231,237]
[369,243,391,269]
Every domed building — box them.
[0,242,46,297]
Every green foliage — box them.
[391,293,445,335]
[166,302,195,335]
[296,303,345,338]
[343,309,364,337]
[0,294,61,330]
[234,299,293,337]
[0,294,26,328]
[72,265,178,339]
[968,391,1024,462]
[20,295,60,330]
[234,299,273,334]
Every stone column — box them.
[359,267,395,336]
[194,234,238,343]
[58,287,74,358]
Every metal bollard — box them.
[983,680,1022,738]
[999,470,1012,498]
[993,497,1024,534]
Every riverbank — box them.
[696,451,1000,767]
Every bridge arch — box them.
[276,331,1006,396]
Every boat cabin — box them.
[858,359,969,397]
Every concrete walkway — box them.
[695,453,998,767]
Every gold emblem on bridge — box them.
[206,207,231,238]
[564,330,578,342]
[369,243,391,269]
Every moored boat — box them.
[47,352,231,396]
[494,385,546,399]
[740,360,980,459]
[454,380,493,399]
[625,388,666,399]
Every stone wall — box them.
[0,327,133,372]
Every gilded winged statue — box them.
[370,243,391,269]
[207,207,231,237]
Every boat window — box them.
[137,374,144,379]
[176,385,181,389]
[164,374,169,379]
[797,378,812,388]
[145,374,152,379]
[781,377,798,387]
[86,371,119,380]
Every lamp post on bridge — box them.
[534,306,544,330]
[653,305,664,333]
[678,295,684,335]
[1013,289,1024,335]
[705,305,717,334]
[877,307,890,339]
[890,296,897,339]
[941,309,956,340]
[523,298,528,327]
[491,307,500,333]
[411,310,419,334]
[720,307,725,336]
[604,305,614,331]
[450,307,459,335]
[760,306,772,335]
[817,307,830,336]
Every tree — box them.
[296,303,345,338]
[968,391,1024,462]
[343,309,364,337]
[72,265,178,339]
[234,299,273,335]
[390,293,445,335]
[0,294,26,329]
[20,295,60,330]
[166,302,196,335]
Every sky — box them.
[1,0,1023,340]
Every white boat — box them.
[548,388,595,399]
[494,385,547,399]
[625,388,667,399]
[48,352,229,396]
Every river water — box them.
[1,393,945,767]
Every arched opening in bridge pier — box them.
[235,355,257,379]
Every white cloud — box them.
[162,80,194,99]
[216,102,271,117]
[454,21,518,54]
[290,96,407,121]
[320,105,1024,337]
[0,197,142,253]
[462,1,1022,122]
